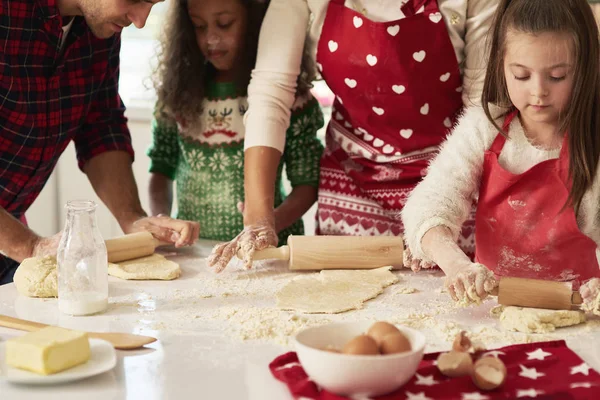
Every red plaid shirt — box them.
[0,0,134,220]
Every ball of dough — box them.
[13,256,58,298]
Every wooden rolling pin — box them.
[105,232,166,263]
[242,235,404,270]
[490,276,582,310]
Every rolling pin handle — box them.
[489,286,499,297]
[572,291,583,305]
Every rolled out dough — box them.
[108,254,181,280]
[276,266,398,314]
[14,256,58,298]
[499,306,586,333]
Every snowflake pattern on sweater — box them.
[147,82,324,243]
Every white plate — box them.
[0,338,116,385]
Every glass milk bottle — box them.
[57,200,108,316]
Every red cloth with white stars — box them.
[270,341,599,399]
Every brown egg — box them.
[379,332,412,354]
[367,321,401,345]
[342,335,379,355]
[437,351,473,377]
[472,356,507,391]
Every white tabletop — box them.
[1,241,599,400]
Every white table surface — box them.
[1,240,599,400]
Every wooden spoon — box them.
[0,315,156,350]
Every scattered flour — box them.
[395,287,418,294]
[103,265,599,350]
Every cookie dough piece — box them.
[499,306,586,333]
[108,254,181,280]
[276,267,398,314]
[13,256,58,298]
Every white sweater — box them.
[244,0,499,151]
[402,106,600,262]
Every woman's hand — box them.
[444,261,498,304]
[207,223,278,273]
[403,240,435,271]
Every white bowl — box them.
[294,321,426,397]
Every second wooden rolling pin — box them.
[105,232,165,263]
[242,235,404,270]
[490,276,583,310]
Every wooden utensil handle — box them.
[106,232,160,263]
[0,315,47,332]
[288,236,404,270]
[244,246,291,262]
[572,291,583,305]
[493,277,576,310]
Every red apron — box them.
[315,0,475,256]
[475,111,600,285]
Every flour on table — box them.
[108,254,181,280]
[499,306,586,333]
[276,267,398,314]
[395,287,418,294]
[13,256,58,298]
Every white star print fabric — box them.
[270,340,600,399]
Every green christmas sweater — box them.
[147,81,324,243]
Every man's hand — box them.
[126,215,199,247]
[30,232,63,258]
[208,223,277,273]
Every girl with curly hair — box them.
[148,0,324,243]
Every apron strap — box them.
[401,0,430,17]
[557,133,571,185]
[489,110,519,155]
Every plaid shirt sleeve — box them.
[73,34,133,171]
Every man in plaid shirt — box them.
[0,0,200,284]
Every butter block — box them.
[6,326,91,375]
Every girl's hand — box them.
[207,223,278,273]
[580,278,600,315]
[444,262,498,304]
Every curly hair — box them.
[152,0,315,123]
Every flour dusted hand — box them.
[444,262,497,304]
[580,278,600,315]
[402,240,435,272]
[129,215,199,248]
[208,223,278,273]
[31,232,63,258]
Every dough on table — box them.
[14,256,58,298]
[108,254,181,280]
[499,306,586,333]
[276,266,398,314]
[14,254,180,297]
